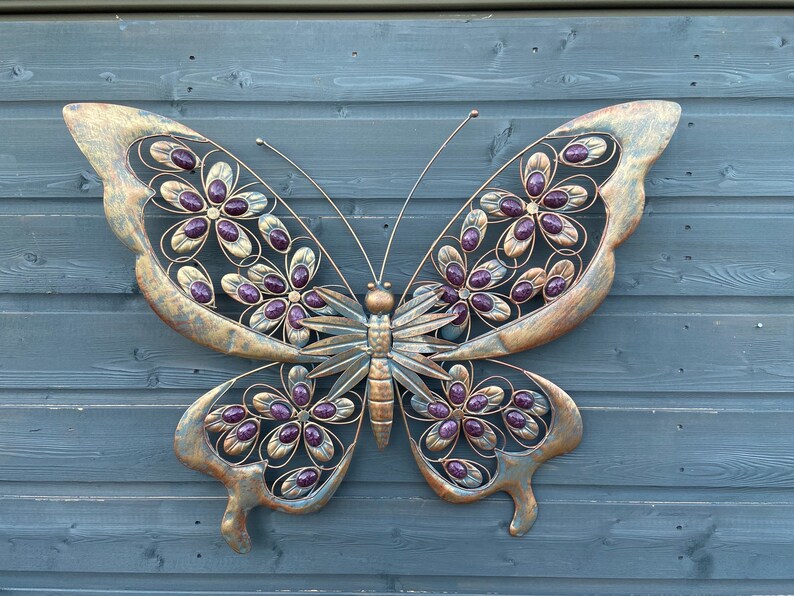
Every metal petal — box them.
[248,263,288,296]
[539,212,579,247]
[504,409,540,441]
[312,397,355,423]
[301,315,367,336]
[466,258,507,291]
[204,406,235,432]
[410,392,435,419]
[467,385,504,413]
[513,390,550,416]
[464,417,498,451]
[412,283,447,308]
[313,287,366,323]
[543,259,576,302]
[252,391,293,419]
[425,420,457,452]
[170,217,208,253]
[522,151,551,198]
[301,333,367,356]
[160,180,204,212]
[231,191,269,216]
[392,288,444,327]
[392,312,457,340]
[222,420,259,456]
[250,298,288,332]
[502,217,535,258]
[285,305,311,347]
[543,184,589,211]
[479,190,524,218]
[437,245,465,285]
[176,266,214,305]
[266,423,300,459]
[221,273,262,305]
[289,247,318,290]
[216,219,252,258]
[150,140,200,170]
[471,292,511,322]
[258,214,291,253]
[204,161,235,200]
[445,364,471,394]
[307,347,367,379]
[391,350,451,381]
[460,209,488,252]
[561,136,608,165]
[306,424,335,463]
[288,365,314,399]
[281,467,320,499]
[444,459,483,488]
[440,302,469,341]
[510,267,546,304]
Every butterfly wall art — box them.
[63,101,680,553]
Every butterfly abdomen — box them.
[367,314,394,450]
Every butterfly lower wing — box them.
[175,363,366,553]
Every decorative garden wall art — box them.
[63,101,680,553]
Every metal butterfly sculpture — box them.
[64,101,679,553]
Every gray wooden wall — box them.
[1,13,793,594]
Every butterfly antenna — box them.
[378,109,479,284]
[255,137,378,282]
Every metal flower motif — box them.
[255,366,355,468]
[501,385,550,447]
[417,245,510,339]
[204,402,261,457]
[158,160,268,260]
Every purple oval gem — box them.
[499,197,524,217]
[525,172,546,197]
[296,468,319,488]
[171,148,196,170]
[450,302,469,326]
[461,228,480,252]
[427,401,451,419]
[514,391,536,409]
[439,285,459,304]
[291,265,310,289]
[287,305,306,330]
[237,283,260,304]
[292,383,310,407]
[236,420,258,442]
[224,198,248,216]
[279,423,300,444]
[506,409,527,429]
[511,281,534,303]
[304,425,323,447]
[269,229,290,251]
[541,214,563,235]
[468,269,491,289]
[446,263,465,287]
[222,405,246,424]
[564,143,589,163]
[217,220,240,242]
[438,419,459,439]
[313,402,337,420]
[184,218,208,239]
[265,299,287,320]
[263,274,286,294]
[543,190,568,209]
[463,418,484,438]
[189,281,212,304]
[448,382,467,405]
[446,460,468,479]
[467,394,488,412]
[207,179,227,203]
[471,293,494,313]
[545,276,567,297]
[303,291,326,309]
[179,191,203,212]
[514,217,535,241]
[270,401,292,421]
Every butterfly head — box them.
[365,281,394,315]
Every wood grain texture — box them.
[2,13,794,593]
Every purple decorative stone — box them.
[292,383,310,407]
[445,263,465,287]
[514,217,535,241]
[471,293,494,313]
[541,214,564,235]
[264,299,287,319]
[237,283,260,304]
[505,409,527,429]
[450,302,469,326]
[545,276,567,297]
[439,285,459,304]
[468,269,491,289]
[466,394,488,412]
[438,419,459,439]
[543,190,568,209]
[223,198,248,216]
[427,401,451,419]
[263,274,287,294]
[525,172,546,197]
[304,290,326,309]
[564,143,589,163]
[184,218,208,239]
[279,423,300,444]
[448,382,467,405]
[287,305,306,330]
[499,197,524,217]
[269,229,290,251]
[217,220,240,242]
[463,418,484,438]
[446,460,468,479]
[461,228,480,252]
[207,179,227,203]
[171,148,196,170]
[222,405,246,424]
[296,468,319,488]
[313,402,337,420]
[514,391,536,410]
[511,281,534,303]
[291,265,310,289]
[304,425,323,447]
[236,420,258,442]
[189,281,212,304]
[270,401,292,421]
[179,191,203,212]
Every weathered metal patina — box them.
[63,100,680,553]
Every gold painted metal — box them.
[63,100,680,553]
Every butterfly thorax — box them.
[367,314,392,357]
